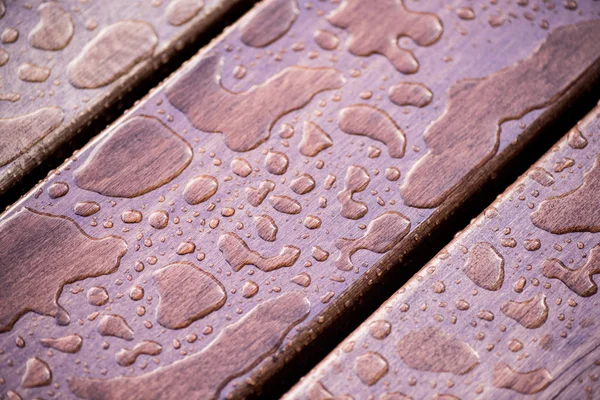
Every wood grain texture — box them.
[1,0,600,399]
[0,0,241,195]
[284,102,600,399]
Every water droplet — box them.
[153,262,226,329]
[239,0,299,47]
[463,242,504,291]
[455,299,470,311]
[307,382,335,399]
[68,21,158,88]
[304,215,322,229]
[379,392,412,400]
[478,310,495,321]
[291,272,311,287]
[523,238,541,251]
[121,210,143,223]
[369,320,391,340]
[367,145,381,158]
[40,334,82,354]
[246,180,275,207]
[233,65,247,79]
[21,357,52,388]
[269,195,302,214]
[291,173,316,195]
[129,285,144,301]
[87,286,109,306]
[74,201,100,217]
[541,245,600,297]
[336,211,410,271]
[389,82,433,108]
[219,232,300,272]
[299,121,333,157]
[254,214,278,242]
[514,276,526,293]
[176,241,196,255]
[242,281,259,298]
[507,338,523,352]
[529,168,555,187]
[385,167,401,181]
[29,2,74,50]
[1,27,19,44]
[75,116,192,197]
[265,151,289,175]
[18,62,51,82]
[456,7,475,20]
[149,210,169,229]
[166,54,344,152]
[532,156,600,234]
[279,123,295,139]
[314,29,339,50]
[231,158,252,177]
[493,362,552,394]
[0,48,9,66]
[166,0,204,26]
[116,341,162,367]
[501,293,548,329]
[567,126,587,149]
[327,0,442,72]
[354,352,389,386]
[397,327,479,375]
[47,182,69,198]
[432,280,445,293]
[338,165,370,220]
[312,246,329,261]
[97,314,135,340]
[185,175,221,205]
[339,105,406,158]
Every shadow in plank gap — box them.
[1,0,600,399]
[284,101,600,399]
[0,0,257,205]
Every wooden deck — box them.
[0,0,242,196]
[1,0,600,399]
[285,102,600,400]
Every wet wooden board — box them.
[1,0,600,399]
[0,0,242,195]
[284,103,600,399]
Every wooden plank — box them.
[284,103,600,399]
[0,0,243,196]
[1,1,600,399]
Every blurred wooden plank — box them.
[285,103,600,399]
[0,0,244,195]
[1,1,600,399]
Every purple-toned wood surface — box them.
[284,102,600,399]
[0,0,241,195]
[1,0,600,399]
